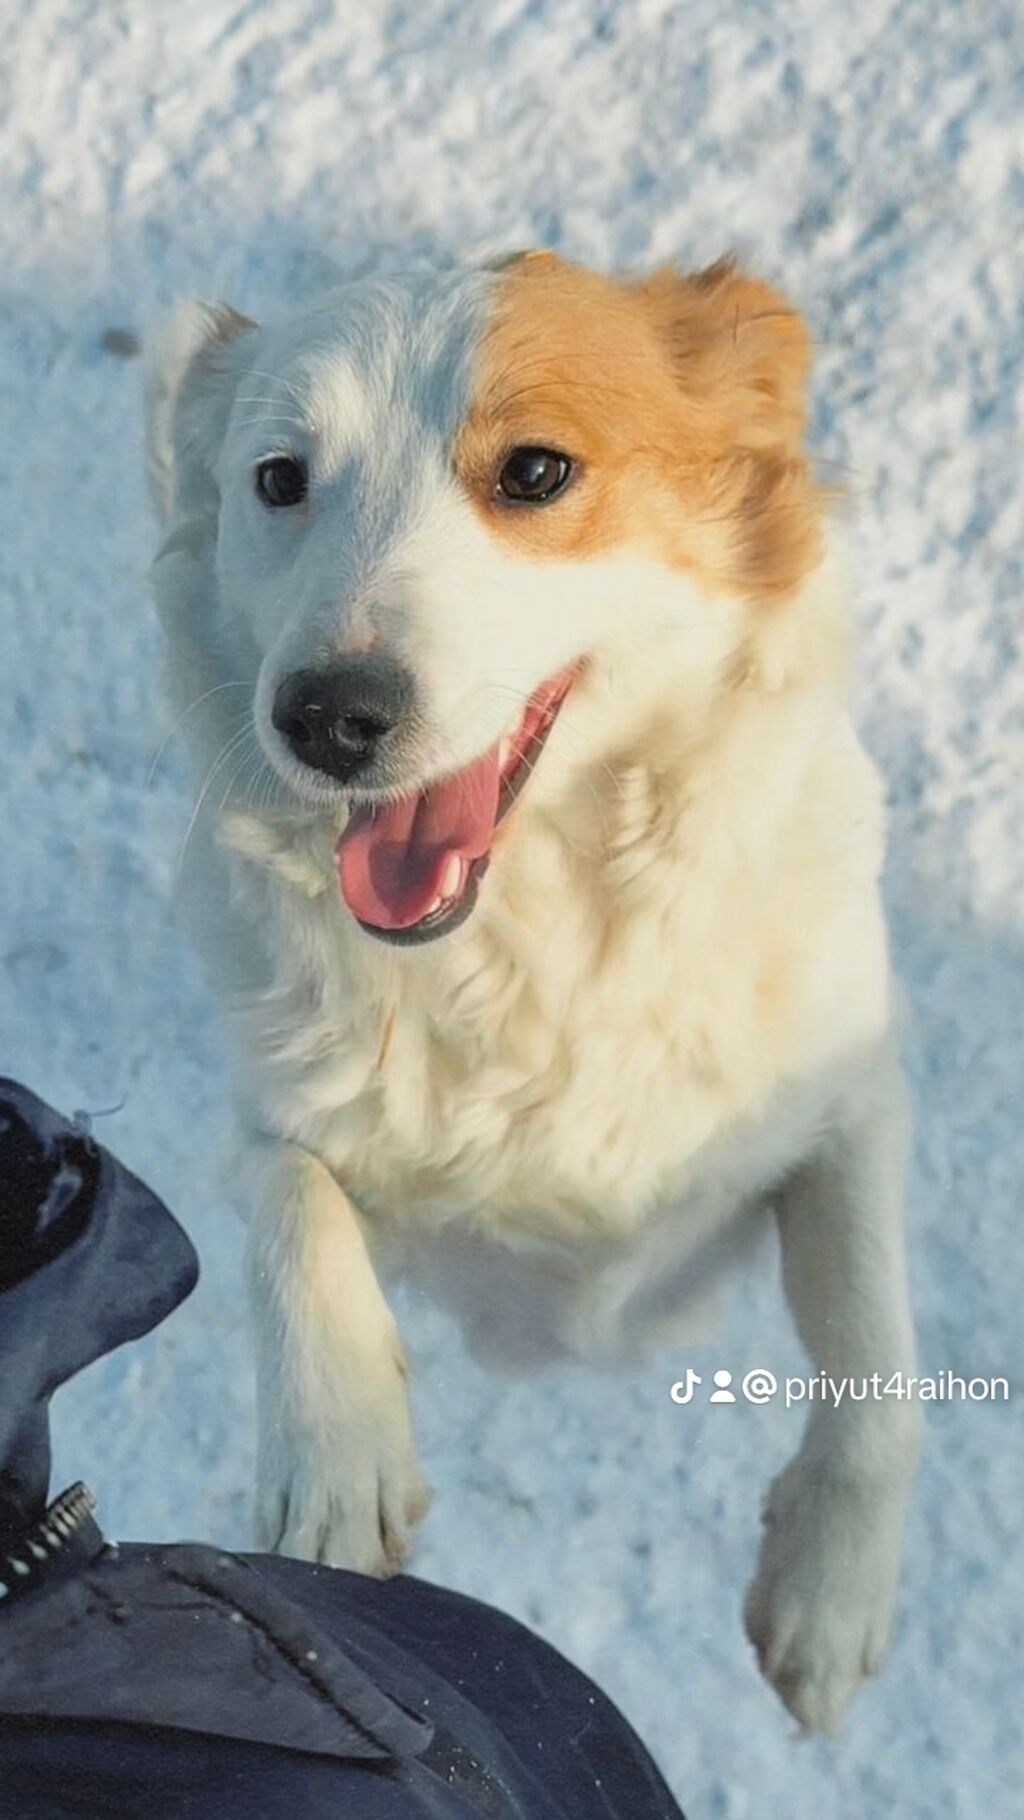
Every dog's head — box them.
[149,252,822,945]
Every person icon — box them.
[709,1369,736,1404]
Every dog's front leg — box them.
[745,1050,922,1733]
[245,1138,430,1574]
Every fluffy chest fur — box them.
[222,632,891,1259]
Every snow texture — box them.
[1,3,1022,1814]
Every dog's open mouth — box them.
[334,666,577,944]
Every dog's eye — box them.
[255,456,308,509]
[496,447,574,504]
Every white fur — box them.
[146,269,920,1734]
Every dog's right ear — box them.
[144,300,256,525]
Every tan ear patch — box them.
[637,256,812,456]
[455,253,824,602]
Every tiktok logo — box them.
[669,1369,703,1404]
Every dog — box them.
[145,250,921,1734]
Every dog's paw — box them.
[255,1365,431,1576]
[744,1459,904,1734]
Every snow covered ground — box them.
[2,2,1022,1813]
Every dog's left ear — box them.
[637,259,822,600]
[144,300,256,525]
[639,257,812,457]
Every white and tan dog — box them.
[146,251,920,1733]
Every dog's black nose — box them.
[271,657,414,782]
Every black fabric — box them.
[0,1080,198,1548]
[258,1557,684,1820]
[0,1082,684,1819]
[0,1554,684,1818]
[0,1544,434,1765]
[0,1720,486,1819]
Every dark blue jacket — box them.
[0,1082,683,1819]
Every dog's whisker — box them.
[218,744,263,819]
[176,724,257,879]
[233,752,266,824]
[255,756,287,821]
[147,682,253,785]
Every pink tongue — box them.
[335,744,501,929]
